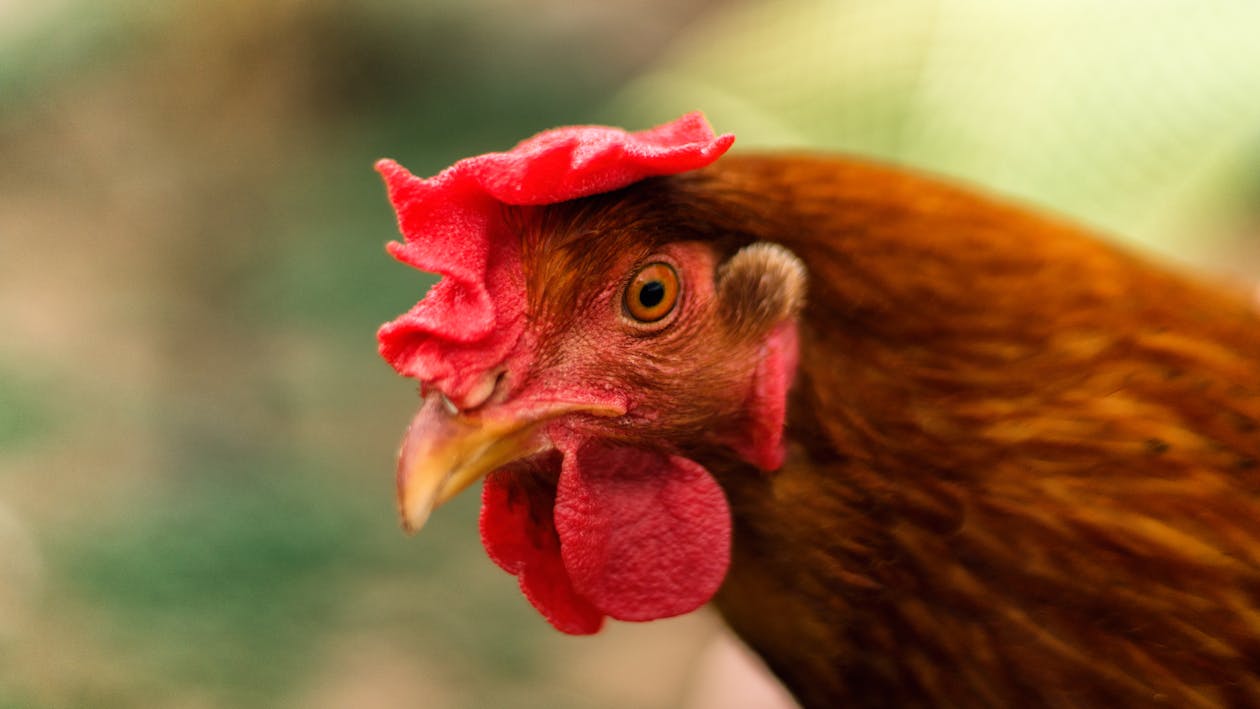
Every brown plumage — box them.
[530,154,1260,708]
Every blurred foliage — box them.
[55,459,545,705]
[611,0,1260,270]
[63,470,368,700]
[0,366,52,449]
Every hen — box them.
[375,113,1260,708]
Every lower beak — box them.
[395,394,621,533]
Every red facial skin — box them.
[467,238,791,633]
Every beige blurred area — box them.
[1,1,1256,707]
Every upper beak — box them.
[395,393,622,533]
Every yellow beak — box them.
[395,393,623,533]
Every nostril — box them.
[491,369,509,402]
[439,394,459,415]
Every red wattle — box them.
[478,440,733,633]
[480,469,604,635]
[554,440,732,623]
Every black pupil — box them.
[638,280,666,308]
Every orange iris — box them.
[624,262,679,323]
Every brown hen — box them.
[377,119,1260,708]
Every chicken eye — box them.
[624,262,680,323]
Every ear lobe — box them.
[715,243,805,472]
[716,242,807,339]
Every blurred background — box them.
[1,1,1258,707]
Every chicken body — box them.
[655,156,1260,708]
[382,141,1260,707]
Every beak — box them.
[395,393,622,533]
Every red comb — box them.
[376,113,734,394]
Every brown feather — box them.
[700,156,1260,708]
